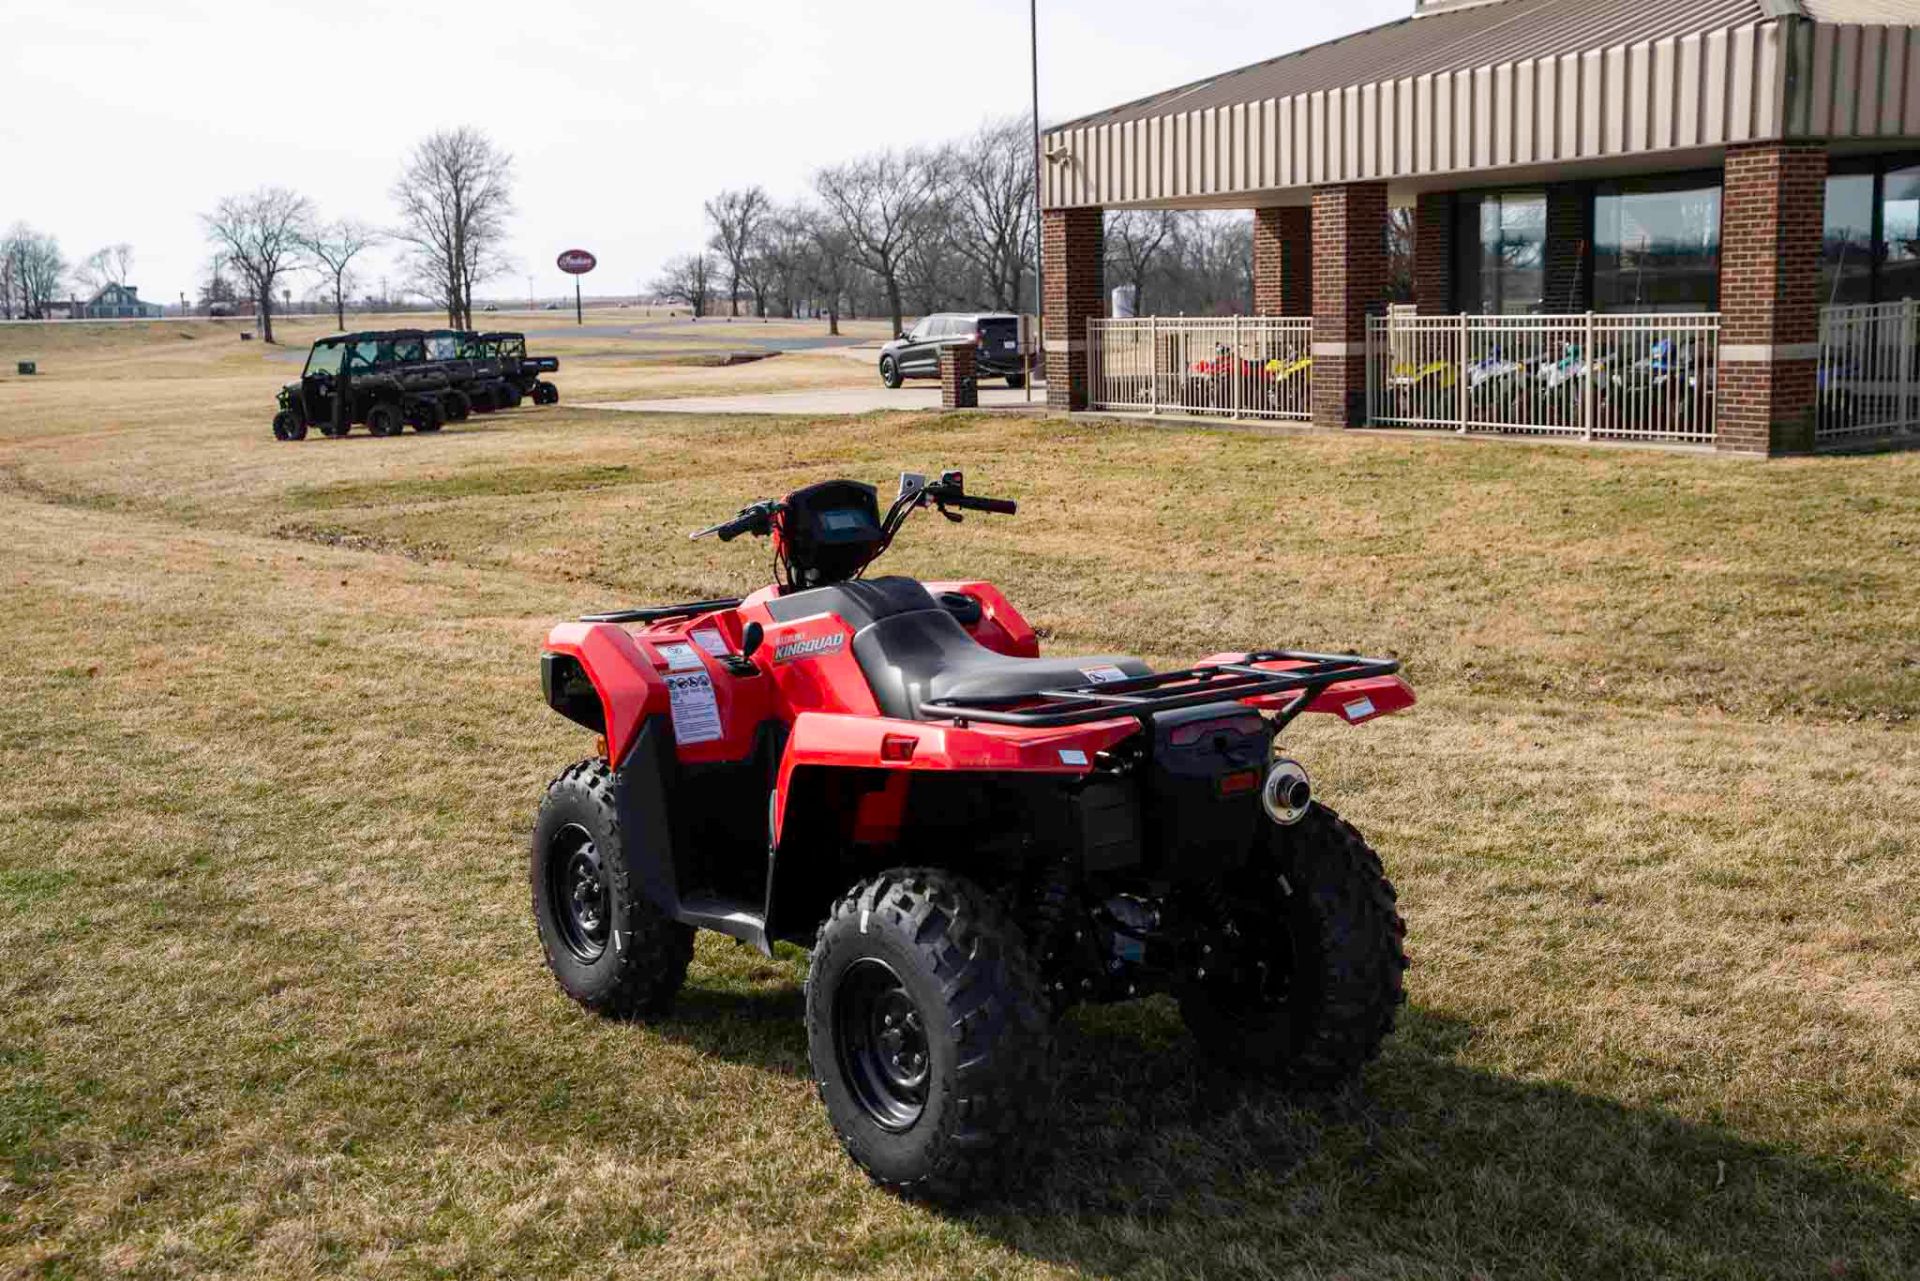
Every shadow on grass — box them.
[658,988,1919,1279]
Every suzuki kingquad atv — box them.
[531,472,1413,1200]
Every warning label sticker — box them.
[689,629,731,658]
[654,642,704,672]
[665,671,723,745]
[1080,665,1130,685]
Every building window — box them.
[1881,164,1920,302]
[1824,172,1876,306]
[1454,191,1545,313]
[1594,177,1721,312]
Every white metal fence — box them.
[1087,316,1313,421]
[1365,312,1721,444]
[1817,301,1920,444]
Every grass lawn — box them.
[0,324,1915,1279]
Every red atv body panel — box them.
[541,579,1411,951]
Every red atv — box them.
[532,472,1413,1200]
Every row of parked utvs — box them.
[272,329,560,440]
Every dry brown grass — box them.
[1,323,1916,1279]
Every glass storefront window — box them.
[1881,164,1920,301]
[1454,191,1545,313]
[1823,173,1876,306]
[1594,179,1721,312]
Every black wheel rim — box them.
[547,823,610,963]
[833,957,930,1131]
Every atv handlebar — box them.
[690,500,783,543]
[942,492,1017,516]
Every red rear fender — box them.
[771,711,1142,847]
[1197,653,1416,725]
[1302,674,1415,724]
[543,621,667,766]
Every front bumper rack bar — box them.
[917,650,1400,729]
[579,598,743,625]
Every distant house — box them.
[78,284,163,319]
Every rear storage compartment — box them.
[1145,703,1268,880]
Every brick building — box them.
[1041,0,1920,455]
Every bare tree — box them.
[753,207,815,318]
[816,149,939,335]
[704,186,769,317]
[300,220,380,330]
[652,252,717,317]
[796,209,862,336]
[202,189,311,341]
[75,243,135,296]
[950,118,1036,312]
[392,127,514,329]
[1105,210,1183,316]
[3,225,68,320]
[900,195,963,315]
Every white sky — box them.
[2,0,1409,306]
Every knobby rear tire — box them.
[806,868,1054,1202]
[1180,803,1408,1087]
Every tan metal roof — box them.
[1062,0,1770,132]
[1042,0,1920,210]
[1802,1,1920,21]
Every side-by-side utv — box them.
[272,332,456,440]
[480,331,561,405]
[420,329,523,413]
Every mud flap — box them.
[612,714,683,918]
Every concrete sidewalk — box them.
[580,384,1047,416]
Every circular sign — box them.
[556,249,597,275]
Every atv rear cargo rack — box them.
[917,651,1400,729]
[579,598,742,625]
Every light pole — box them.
[1028,0,1043,404]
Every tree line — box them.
[4,126,514,342]
[649,117,1272,334]
[200,125,514,342]
[0,229,145,320]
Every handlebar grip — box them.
[961,496,1018,515]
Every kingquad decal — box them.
[774,632,847,664]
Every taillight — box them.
[881,734,918,762]
[1168,714,1264,747]
[1216,769,1261,798]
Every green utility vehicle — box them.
[272,332,456,441]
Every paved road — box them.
[581,384,1046,416]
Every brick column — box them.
[1543,183,1592,312]
[939,345,977,408]
[1253,207,1312,315]
[1717,143,1826,456]
[1043,207,1104,411]
[1414,192,1453,313]
[1312,183,1390,427]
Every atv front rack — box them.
[579,598,742,625]
[917,651,1400,729]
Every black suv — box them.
[878,312,1028,389]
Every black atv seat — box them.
[769,577,1151,720]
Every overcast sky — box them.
[3,0,1409,307]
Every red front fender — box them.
[543,621,667,767]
